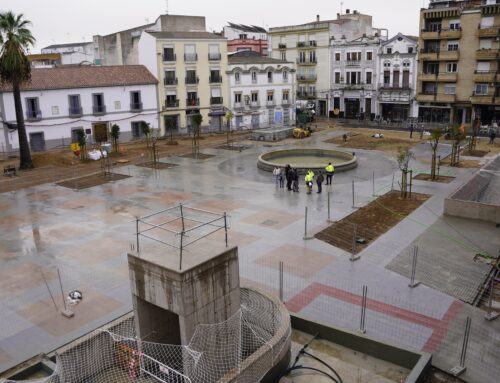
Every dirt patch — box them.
[439,158,482,168]
[135,162,178,170]
[57,173,130,190]
[180,153,215,160]
[325,128,419,153]
[32,151,77,167]
[461,149,489,157]
[315,191,430,254]
[414,173,455,183]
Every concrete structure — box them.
[331,34,382,119]
[41,42,95,65]
[269,11,385,117]
[416,0,500,126]
[94,15,206,66]
[223,22,268,56]
[0,65,158,152]
[378,33,419,121]
[139,31,229,134]
[27,53,62,68]
[227,51,295,129]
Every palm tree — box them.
[0,11,36,169]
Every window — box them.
[186,70,197,84]
[383,71,390,86]
[403,71,410,87]
[393,70,400,87]
[346,71,361,84]
[480,16,494,28]
[281,51,286,60]
[92,93,105,114]
[447,41,459,51]
[283,70,288,81]
[251,92,258,102]
[309,51,316,63]
[444,83,456,95]
[164,70,177,85]
[184,44,197,61]
[446,62,458,73]
[283,90,289,102]
[267,71,273,83]
[163,46,175,61]
[386,48,392,54]
[366,72,372,85]
[235,72,240,83]
[476,62,490,73]
[347,52,361,61]
[449,19,460,30]
[480,39,492,50]
[51,106,59,116]
[299,51,306,63]
[423,82,437,94]
[334,72,341,84]
[234,93,242,103]
[68,95,81,116]
[71,127,83,143]
[165,91,178,107]
[425,20,442,32]
[25,97,40,119]
[208,44,221,60]
[403,60,411,68]
[130,91,142,111]
[210,69,221,83]
[383,61,391,68]
[335,52,341,61]
[408,47,414,54]
[131,122,144,138]
[187,91,198,106]
[251,71,257,83]
[239,34,248,39]
[267,91,274,102]
[425,62,439,74]
[366,51,372,60]
[475,83,488,95]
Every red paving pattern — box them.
[286,282,462,353]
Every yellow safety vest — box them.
[325,165,334,173]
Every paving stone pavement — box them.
[0,128,499,382]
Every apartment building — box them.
[227,51,295,129]
[268,11,384,117]
[139,31,229,134]
[417,0,500,125]
[0,66,158,152]
[378,34,419,121]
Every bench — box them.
[3,165,16,177]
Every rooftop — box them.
[0,65,158,92]
[226,22,267,33]
[228,50,291,65]
[42,41,93,50]
[146,31,224,40]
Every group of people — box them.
[272,162,335,194]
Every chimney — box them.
[316,15,320,22]
[346,9,350,14]
[354,10,358,14]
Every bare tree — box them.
[192,113,203,158]
[429,128,443,181]
[397,148,414,198]
[225,111,234,147]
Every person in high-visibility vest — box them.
[305,170,314,194]
[325,163,335,185]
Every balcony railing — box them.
[234,102,244,110]
[250,101,260,108]
[476,49,499,60]
[186,98,200,108]
[130,102,143,111]
[278,43,287,49]
[26,110,42,121]
[266,100,275,107]
[308,40,317,47]
[209,76,222,84]
[296,58,317,65]
[208,53,221,61]
[92,105,106,115]
[282,99,291,105]
[379,84,411,90]
[296,91,316,99]
[164,78,178,86]
[184,53,198,62]
[478,25,499,37]
[297,42,306,48]
[163,54,176,62]
[185,76,199,85]
[68,107,83,117]
[473,70,498,82]
[297,74,317,82]
[210,97,223,105]
[165,99,179,108]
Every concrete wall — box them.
[128,247,240,345]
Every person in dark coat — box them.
[292,168,299,192]
[285,164,292,190]
[316,171,324,194]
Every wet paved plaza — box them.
[1,128,500,382]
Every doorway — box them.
[29,132,45,152]
[93,123,108,143]
[345,98,360,119]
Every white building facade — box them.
[227,52,295,129]
[41,42,96,65]
[377,34,418,121]
[0,66,158,152]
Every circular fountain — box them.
[257,148,357,174]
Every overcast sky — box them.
[1,0,428,52]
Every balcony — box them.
[164,99,179,109]
[250,101,260,108]
[416,93,436,102]
[163,54,176,62]
[470,91,497,105]
[186,98,200,108]
[439,50,459,60]
[345,60,361,67]
[208,53,221,61]
[379,84,411,91]
[418,72,438,82]
[440,28,461,39]
[266,100,275,107]
[297,74,317,82]
[473,70,498,82]
[164,78,178,86]
[297,91,316,99]
[296,58,317,65]
[234,102,244,110]
[476,49,499,60]
[282,99,291,106]
[68,107,82,117]
[210,97,223,105]
[184,53,198,62]
[209,76,222,84]
[130,102,143,112]
[437,72,458,81]
[419,49,439,60]
[92,105,106,115]
[185,76,199,85]
[297,42,306,48]
[421,29,440,40]
[478,26,499,38]
[435,94,456,103]
[338,83,370,90]
[26,110,42,121]
[278,43,287,49]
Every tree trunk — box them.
[13,80,33,169]
[431,152,436,180]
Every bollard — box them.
[350,224,361,262]
[303,206,314,240]
[450,317,471,377]
[351,180,355,208]
[359,285,367,334]
[279,261,284,302]
[327,192,335,223]
[136,218,140,253]
[484,274,499,321]
[409,245,421,288]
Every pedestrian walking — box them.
[292,168,299,192]
[272,167,280,185]
[305,170,314,195]
[279,167,284,188]
[489,129,496,144]
[409,124,414,139]
[316,171,324,194]
[325,163,335,185]
[285,164,292,191]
